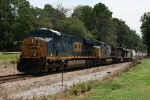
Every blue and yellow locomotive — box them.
[17,28,133,73]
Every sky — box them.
[28,0,150,36]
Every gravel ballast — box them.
[0,62,131,99]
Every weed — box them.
[10,60,16,64]
[70,82,92,95]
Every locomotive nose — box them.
[18,38,48,73]
[20,38,47,58]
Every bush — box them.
[70,82,91,95]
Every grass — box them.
[0,53,19,60]
[0,54,19,69]
[82,58,150,100]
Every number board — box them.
[74,42,82,52]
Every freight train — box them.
[17,28,145,73]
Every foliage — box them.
[72,5,96,31]
[140,12,150,55]
[72,3,118,45]
[112,18,144,50]
[93,3,117,45]
[0,0,33,51]
[90,28,102,40]
[0,0,13,51]
[57,18,87,37]
[70,82,91,95]
[84,31,96,40]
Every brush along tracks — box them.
[0,74,32,84]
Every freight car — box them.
[17,28,136,73]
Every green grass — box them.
[82,58,150,100]
[0,54,19,60]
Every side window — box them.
[58,35,60,41]
[68,36,73,44]
[61,35,73,43]
[54,34,61,41]
[54,34,57,40]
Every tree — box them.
[90,28,102,41]
[30,6,53,29]
[57,18,87,37]
[113,18,143,50]
[42,4,67,30]
[113,18,129,47]
[93,3,117,45]
[0,0,14,51]
[11,0,33,50]
[71,3,117,45]
[140,12,150,56]
[94,3,112,19]
[72,5,96,31]
[30,6,43,28]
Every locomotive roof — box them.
[49,29,61,36]
[40,28,61,36]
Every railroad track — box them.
[0,59,142,84]
[0,65,100,84]
[0,66,91,84]
[0,74,32,84]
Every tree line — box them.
[140,12,150,56]
[0,0,145,53]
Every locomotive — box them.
[17,28,135,73]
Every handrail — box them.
[38,46,44,57]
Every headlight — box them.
[33,53,37,57]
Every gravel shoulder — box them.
[0,61,132,99]
[0,60,20,76]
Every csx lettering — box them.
[27,44,37,49]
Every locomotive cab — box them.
[17,29,55,73]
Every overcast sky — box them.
[28,0,150,36]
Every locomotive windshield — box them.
[28,30,53,38]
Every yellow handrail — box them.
[38,46,44,57]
